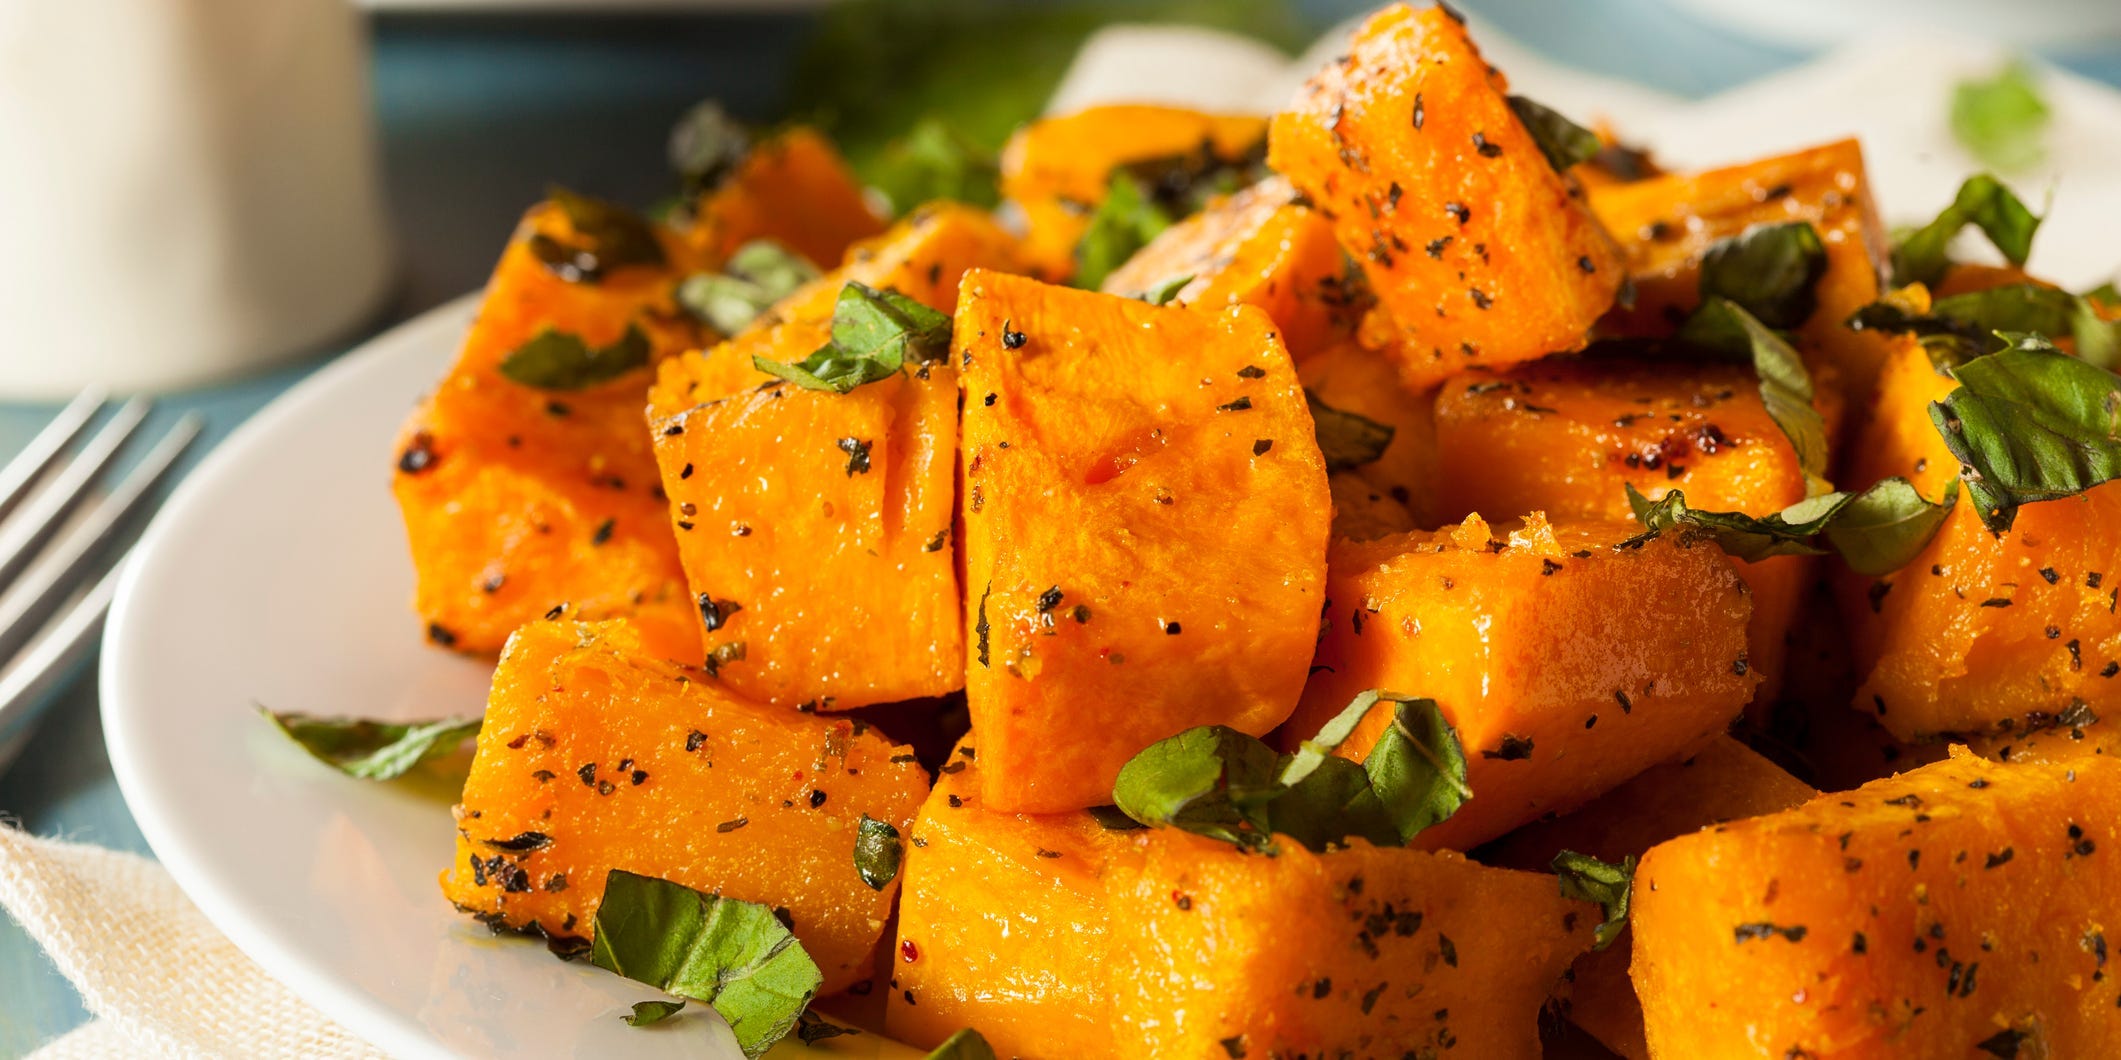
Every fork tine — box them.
[0,389,106,524]
[0,553,126,745]
[0,415,200,666]
[0,397,149,590]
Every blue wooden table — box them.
[0,1,2113,1053]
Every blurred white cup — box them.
[0,0,393,399]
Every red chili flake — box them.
[900,939,919,962]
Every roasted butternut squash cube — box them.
[1487,736,1816,1060]
[677,127,883,271]
[1100,176,1366,360]
[885,741,1138,1058]
[956,271,1330,813]
[1836,338,2121,739]
[1300,340,1443,530]
[999,104,1266,282]
[392,200,706,660]
[649,204,1025,416]
[1590,139,1894,406]
[1286,514,1758,851]
[650,367,961,711]
[1633,744,2121,1059]
[1268,3,1624,389]
[1110,829,1595,1057]
[1432,357,1821,708]
[440,619,929,995]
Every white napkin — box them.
[0,824,380,1059]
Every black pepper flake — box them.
[808,789,829,809]
[1253,439,1273,456]
[2040,567,2060,584]
[975,584,992,667]
[1980,597,2014,608]
[1444,201,1470,224]
[1483,734,1533,760]
[1164,621,1183,635]
[1217,396,1253,412]
[1975,1028,2029,1058]
[685,730,706,752]
[1001,321,1027,349]
[1733,656,1750,676]
[679,462,694,480]
[590,518,615,546]
[1851,932,1868,954]
[947,794,963,808]
[1615,689,1633,714]
[1425,236,1452,258]
[576,763,597,786]
[716,816,748,833]
[1540,559,1562,576]
[1438,934,1458,966]
[545,400,571,418]
[1733,922,1808,944]
[397,433,439,475]
[596,780,615,796]
[631,769,648,786]
[426,623,458,648]
[545,873,569,893]
[1577,255,1596,274]
[1411,92,1425,129]
[1036,586,1064,612]
[531,769,556,783]
[482,831,554,853]
[1472,132,1501,157]
[1219,1036,1247,1059]
[1071,604,1092,624]
[698,594,741,632]
[837,437,872,476]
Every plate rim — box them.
[100,293,481,1060]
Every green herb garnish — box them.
[1306,390,1396,472]
[1133,274,1195,306]
[795,1010,860,1044]
[1073,172,1174,291]
[867,117,1002,217]
[1697,222,1828,330]
[622,999,687,1027]
[1892,174,2041,288]
[1111,691,1469,853]
[1847,282,2118,370]
[530,187,668,283]
[1675,297,1832,494]
[260,709,479,782]
[668,100,754,196]
[754,282,952,393]
[678,240,821,336]
[1507,95,1602,173]
[1951,60,2050,173]
[589,870,822,1059]
[853,814,904,891]
[498,324,652,391]
[1625,480,1955,576]
[1929,338,2121,531]
[924,1028,1000,1060]
[1553,850,1635,951]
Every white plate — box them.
[99,296,908,1059]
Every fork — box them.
[0,391,201,770]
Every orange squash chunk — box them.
[648,204,1025,416]
[1432,357,1819,708]
[885,740,1139,1058]
[956,271,1330,813]
[999,104,1266,282]
[676,127,883,271]
[1487,736,1816,1060]
[1110,829,1595,1057]
[649,368,960,712]
[1299,340,1443,531]
[392,200,706,660]
[1268,3,1624,389]
[1590,139,1894,406]
[1286,514,1757,850]
[1835,338,2121,739]
[1633,744,2121,1059]
[440,619,928,996]
[1099,175,1365,361]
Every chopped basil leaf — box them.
[853,815,904,891]
[1112,692,1468,852]
[1824,477,1960,576]
[678,240,821,335]
[1626,479,1952,575]
[1627,483,1841,561]
[1073,172,1173,291]
[499,324,652,390]
[795,1010,860,1044]
[589,870,822,1059]
[2072,288,2121,371]
[1951,60,2050,173]
[1676,297,1832,494]
[1133,274,1195,306]
[1698,222,1828,330]
[1360,696,1471,844]
[668,100,754,196]
[1506,95,1601,173]
[1552,850,1635,951]
[623,999,687,1027]
[260,708,479,781]
[925,1028,1000,1060]
[1111,725,1284,852]
[2088,282,2121,308]
[1849,283,2077,369]
[1121,138,1269,219]
[1085,805,1147,831]
[755,281,952,393]
[537,187,667,281]
[1929,341,2121,532]
[868,117,1001,216]
[1306,390,1396,472]
[1892,174,2041,287]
